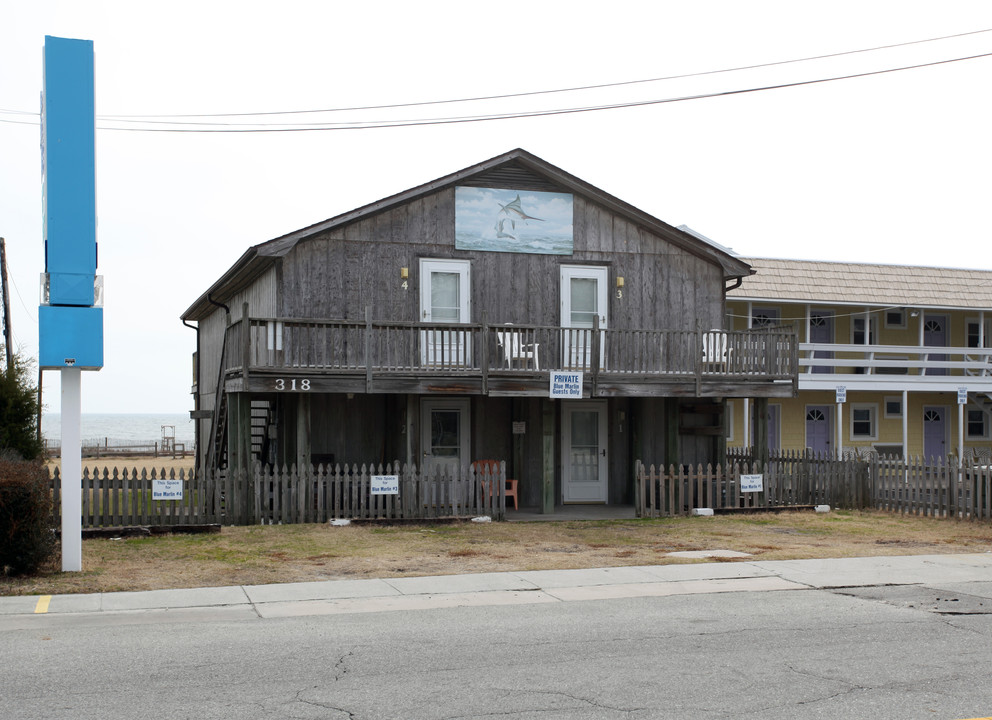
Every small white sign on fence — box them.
[152,479,183,500]
[740,474,764,493]
[371,475,399,495]
[550,371,583,399]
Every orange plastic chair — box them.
[472,460,519,510]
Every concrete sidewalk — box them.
[3,553,991,622]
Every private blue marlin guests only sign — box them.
[550,371,583,399]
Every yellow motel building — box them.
[726,258,992,462]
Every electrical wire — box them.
[92,50,992,133]
[2,29,990,131]
[98,26,992,120]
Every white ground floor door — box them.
[420,398,470,475]
[561,400,608,503]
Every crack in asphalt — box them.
[435,688,645,719]
[292,689,356,718]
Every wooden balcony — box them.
[219,317,798,398]
[799,343,992,392]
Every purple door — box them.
[806,405,831,457]
[924,315,947,376]
[923,406,947,460]
[809,312,833,374]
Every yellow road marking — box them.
[34,595,51,614]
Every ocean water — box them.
[40,413,196,448]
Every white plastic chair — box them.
[496,325,540,370]
[702,330,730,369]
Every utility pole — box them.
[0,237,12,370]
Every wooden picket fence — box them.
[637,451,992,520]
[48,462,505,529]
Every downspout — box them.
[205,294,233,474]
[182,318,200,472]
[208,294,231,315]
[725,275,745,453]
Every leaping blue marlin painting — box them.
[498,194,545,223]
[455,186,573,255]
[493,194,544,240]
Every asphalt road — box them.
[4,557,992,719]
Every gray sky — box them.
[2,1,991,414]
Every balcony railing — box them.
[222,317,796,384]
[799,342,992,388]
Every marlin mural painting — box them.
[494,194,544,240]
[455,186,573,255]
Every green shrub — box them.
[0,460,56,576]
[0,352,43,461]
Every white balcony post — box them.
[958,400,965,466]
[836,399,844,460]
[902,390,909,461]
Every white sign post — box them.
[958,387,968,465]
[550,371,583,399]
[61,369,82,571]
[835,386,846,460]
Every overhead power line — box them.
[93,51,992,133]
[2,31,990,132]
[99,26,992,120]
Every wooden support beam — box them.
[297,392,312,472]
[664,398,679,470]
[227,392,252,474]
[753,397,770,469]
[542,399,555,514]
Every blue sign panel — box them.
[40,36,103,369]
[39,306,103,370]
[42,36,97,301]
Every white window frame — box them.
[851,316,878,345]
[883,395,903,419]
[967,407,990,441]
[884,308,906,329]
[850,403,878,440]
[726,400,735,442]
[966,317,992,349]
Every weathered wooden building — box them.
[181,149,796,512]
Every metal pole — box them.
[61,368,82,572]
[0,238,12,370]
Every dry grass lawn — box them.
[4,508,992,597]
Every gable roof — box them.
[730,257,992,310]
[182,149,751,321]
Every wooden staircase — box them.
[206,328,231,471]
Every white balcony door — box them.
[420,259,471,366]
[561,266,608,370]
[562,401,608,503]
[809,311,834,374]
[924,315,948,377]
